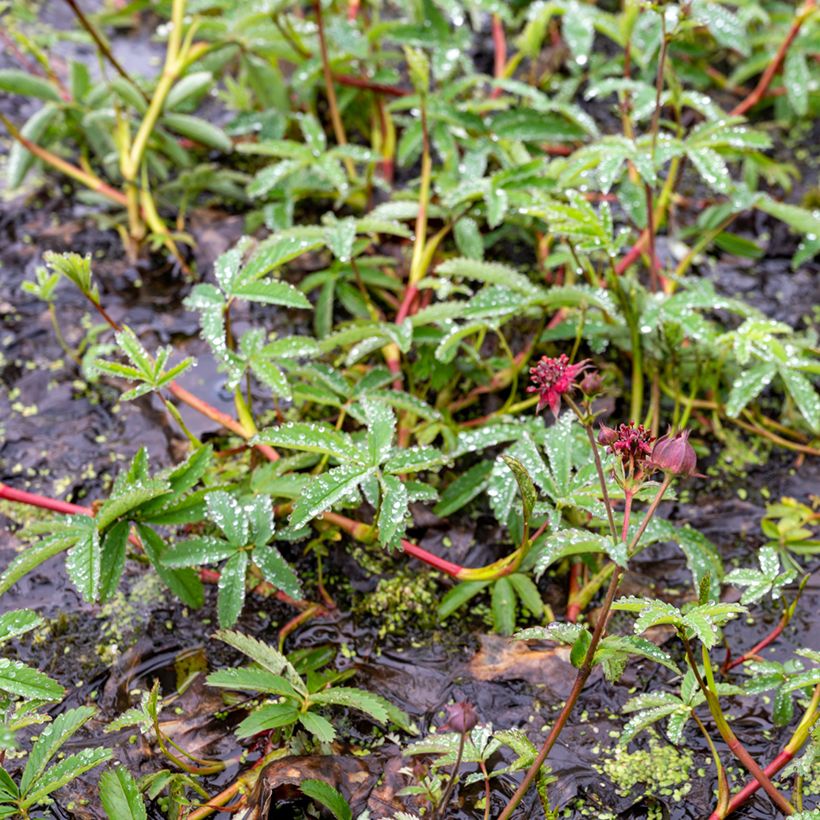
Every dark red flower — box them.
[442,701,478,733]
[528,354,590,416]
[651,429,699,477]
[603,422,655,473]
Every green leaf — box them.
[0,526,81,597]
[206,667,298,698]
[162,536,236,567]
[434,461,493,517]
[217,551,248,628]
[784,50,809,117]
[453,218,483,260]
[533,529,624,576]
[206,491,249,546]
[310,687,392,725]
[21,706,96,794]
[290,465,373,531]
[137,525,204,609]
[570,628,592,668]
[99,521,130,602]
[298,711,336,743]
[688,147,731,194]
[22,747,112,808]
[384,446,446,474]
[508,574,543,618]
[235,703,300,738]
[378,475,408,547]
[232,279,311,308]
[436,258,540,296]
[100,766,147,820]
[253,545,301,598]
[500,456,537,533]
[165,70,213,110]
[0,659,64,701]
[162,112,232,152]
[0,610,43,644]
[725,362,777,417]
[0,70,62,101]
[757,197,820,237]
[691,0,748,54]
[491,577,516,636]
[65,526,101,603]
[213,630,296,680]
[779,367,820,434]
[300,779,352,820]
[8,103,60,189]
[438,580,490,619]
[254,423,361,461]
[362,397,395,466]
[243,232,325,282]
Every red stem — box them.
[395,283,419,324]
[334,73,406,97]
[490,14,506,99]
[722,610,788,673]
[730,0,815,117]
[565,561,583,623]
[0,483,89,516]
[708,749,794,820]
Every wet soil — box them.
[1,11,820,820]
[1,183,818,820]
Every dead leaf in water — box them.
[469,634,575,697]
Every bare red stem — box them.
[490,14,506,99]
[730,1,816,117]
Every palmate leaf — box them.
[289,465,374,531]
[99,766,147,820]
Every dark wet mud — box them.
[1,186,818,820]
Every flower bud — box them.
[651,429,698,477]
[579,371,603,396]
[597,424,618,447]
[442,701,478,733]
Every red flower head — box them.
[600,422,655,474]
[528,354,590,416]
